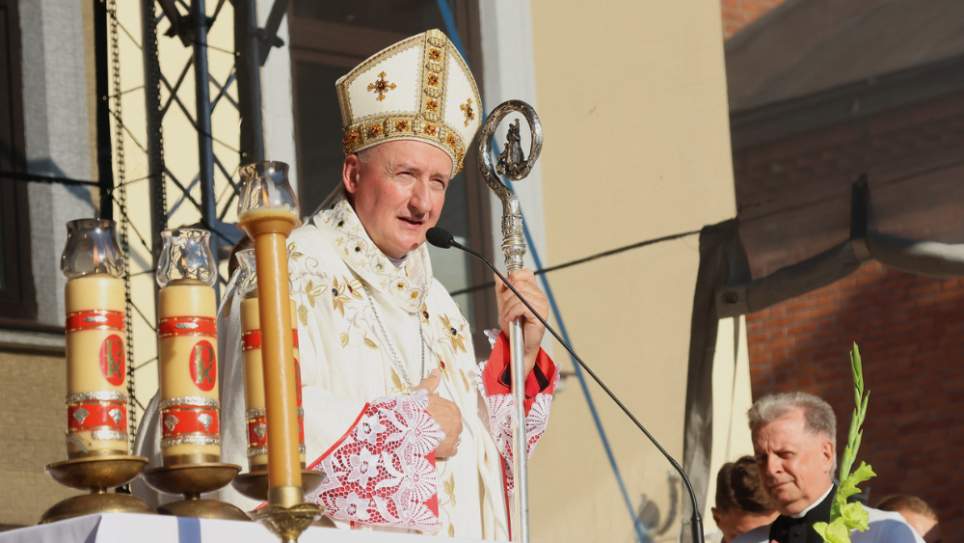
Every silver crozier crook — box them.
[477,100,543,543]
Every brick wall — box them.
[747,260,964,536]
[721,0,785,38]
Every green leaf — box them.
[813,521,830,541]
[849,462,876,487]
[814,519,851,543]
[836,477,862,503]
[840,502,870,532]
[837,462,876,506]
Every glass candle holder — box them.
[156,227,217,288]
[237,161,299,221]
[61,218,124,279]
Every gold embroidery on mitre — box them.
[460,98,474,127]
[338,29,477,174]
[342,114,466,169]
[367,71,397,101]
[420,33,448,124]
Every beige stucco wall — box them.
[527,1,738,540]
[0,350,78,526]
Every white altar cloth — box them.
[0,513,494,543]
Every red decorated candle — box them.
[156,228,220,466]
[61,219,129,459]
[237,248,304,471]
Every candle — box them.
[238,160,302,507]
[156,228,220,466]
[61,219,129,459]
[237,249,305,471]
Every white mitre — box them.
[335,29,482,175]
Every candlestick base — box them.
[255,502,323,543]
[144,462,248,520]
[41,454,151,523]
[232,469,326,502]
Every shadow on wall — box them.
[635,472,681,542]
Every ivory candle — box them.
[158,280,220,466]
[64,273,129,458]
[239,205,302,506]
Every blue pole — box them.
[434,3,648,540]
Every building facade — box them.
[0,1,747,540]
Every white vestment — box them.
[732,505,925,543]
[135,198,555,540]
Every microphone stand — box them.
[430,229,705,543]
[476,100,543,543]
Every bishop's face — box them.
[752,408,835,516]
[343,140,452,259]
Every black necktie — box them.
[768,487,835,543]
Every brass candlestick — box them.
[238,161,321,541]
[232,469,326,504]
[42,219,151,523]
[143,462,247,519]
[237,470,334,534]
[42,455,151,523]
[144,227,246,521]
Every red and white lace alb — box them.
[308,392,444,531]
[307,332,557,532]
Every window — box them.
[0,0,35,323]
[288,1,496,351]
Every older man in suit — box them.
[733,392,922,543]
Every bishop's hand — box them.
[415,370,463,458]
[495,270,549,377]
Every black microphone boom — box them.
[426,226,705,543]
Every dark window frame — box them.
[0,0,36,323]
[287,2,497,349]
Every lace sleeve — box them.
[307,392,445,532]
[479,331,557,494]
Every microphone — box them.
[426,227,456,249]
[427,226,705,543]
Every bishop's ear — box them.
[342,154,362,195]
